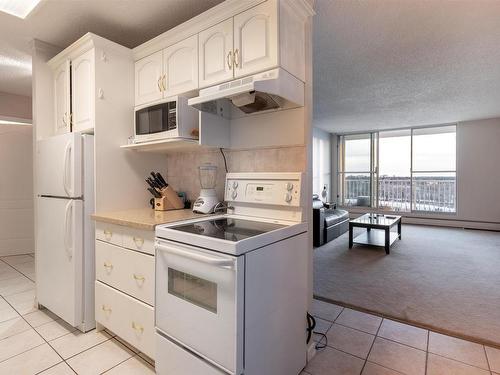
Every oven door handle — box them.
[156,242,236,270]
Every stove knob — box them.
[285,182,294,191]
[231,191,238,200]
[232,181,239,189]
[284,192,292,203]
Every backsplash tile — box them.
[166,146,305,202]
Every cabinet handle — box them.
[101,305,112,313]
[103,230,112,240]
[234,49,240,68]
[227,51,233,69]
[133,274,145,281]
[133,236,144,247]
[69,113,73,126]
[162,74,166,91]
[103,262,113,270]
[62,112,67,125]
[132,321,144,333]
[157,76,162,92]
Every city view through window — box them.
[339,125,456,213]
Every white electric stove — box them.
[155,172,309,375]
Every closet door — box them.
[71,49,95,133]
[199,18,234,88]
[163,35,198,97]
[54,60,71,135]
[233,1,278,78]
[135,50,163,106]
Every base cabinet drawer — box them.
[156,332,226,375]
[96,240,154,305]
[95,222,123,247]
[95,281,155,359]
[122,228,155,255]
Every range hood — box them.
[188,68,304,119]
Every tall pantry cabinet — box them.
[52,49,94,135]
[46,32,167,215]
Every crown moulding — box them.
[47,33,132,69]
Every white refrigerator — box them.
[36,132,95,332]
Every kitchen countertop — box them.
[91,208,209,231]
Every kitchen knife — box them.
[147,177,162,190]
[147,187,162,198]
[150,172,163,188]
[155,172,168,188]
[145,178,157,189]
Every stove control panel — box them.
[225,173,302,207]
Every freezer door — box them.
[37,132,82,198]
[36,197,83,327]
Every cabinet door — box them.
[72,49,95,133]
[233,1,278,78]
[135,50,163,106]
[163,35,198,97]
[54,60,71,135]
[198,19,234,88]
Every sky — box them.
[345,132,456,176]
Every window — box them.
[412,126,456,212]
[338,134,377,207]
[378,129,411,212]
[338,125,456,213]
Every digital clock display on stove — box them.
[256,186,264,191]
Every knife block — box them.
[154,186,184,211]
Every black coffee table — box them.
[349,214,402,254]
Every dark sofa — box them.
[313,195,349,247]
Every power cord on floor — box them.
[307,312,328,351]
[314,332,328,350]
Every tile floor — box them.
[0,254,154,374]
[2,254,500,375]
[304,299,500,375]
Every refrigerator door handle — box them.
[63,141,72,196]
[64,201,73,259]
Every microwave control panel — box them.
[225,173,302,207]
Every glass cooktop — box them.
[169,218,285,242]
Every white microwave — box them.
[134,96,199,143]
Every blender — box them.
[193,164,221,214]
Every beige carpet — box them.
[313,224,500,347]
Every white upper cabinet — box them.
[54,60,71,135]
[71,49,95,133]
[199,19,234,88]
[162,35,198,97]
[132,0,309,106]
[135,50,163,107]
[233,1,278,78]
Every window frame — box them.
[337,124,457,215]
[338,133,377,208]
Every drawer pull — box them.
[133,236,144,247]
[101,305,112,313]
[132,321,144,333]
[133,274,145,281]
[103,230,112,240]
[103,262,113,270]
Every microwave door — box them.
[136,104,168,137]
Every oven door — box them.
[155,239,244,374]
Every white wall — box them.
[0,125,34,255]
[0,92,32,121]
[457,118,500,224]
[312,127,331,199]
